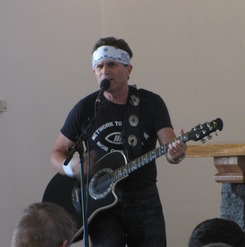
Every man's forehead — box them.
[95,60,120,66]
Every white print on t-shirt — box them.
[91,120,149,153]
[96,141,109,152]
[105,132,123,144]
[91,121,118,141]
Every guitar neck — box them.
[112,133,189,181]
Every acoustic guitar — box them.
[43,118,223,242]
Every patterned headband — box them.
[92,45,130,69]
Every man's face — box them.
[93,60,132,93]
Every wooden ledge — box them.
[186,143,245,158]
[186,143,245,183]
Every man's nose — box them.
[101,64,110,74]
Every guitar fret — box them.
[113,166,129,181]
[131,159,138,171]
[160,145,167,155]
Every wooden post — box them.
[186,143,245,231]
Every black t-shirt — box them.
[61,86,173,191]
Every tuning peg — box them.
[206,122,211,128]
[202,130,207,135]
[201,138,206,144]
[207,135,212,140]
[195,133,201,139]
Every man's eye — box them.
[96,65,103,69]
[108,62,116,67]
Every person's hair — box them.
[11,202,76,247]
[92,36,133,58]
[188,218,245,247]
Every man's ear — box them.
[59,240,68,247]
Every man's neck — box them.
[104,85,129,105]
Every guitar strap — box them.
[122,85,144,161]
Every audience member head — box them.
[188,218,245,247]
[11,202,76,247]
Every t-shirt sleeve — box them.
[60,101,84,142]
[60,92,98,142]
[150,93,173,132]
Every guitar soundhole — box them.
[89,168,114,200]
[93,172,111,194]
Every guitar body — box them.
[42,151,128,242]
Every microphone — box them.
[95,79,110,103]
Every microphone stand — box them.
[64,97,104,247]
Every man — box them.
[11,202,76,247]
[50,36,187,246]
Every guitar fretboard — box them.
[112,134,189,182]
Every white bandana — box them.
[92,45,130,69]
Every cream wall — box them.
[1,1,245,246]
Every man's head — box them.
[11,202,76,247]
[92,37,133,94]
[188,218,245,247]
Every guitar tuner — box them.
[207,124,214,130]
[202,129,207,135]
[200,124,205,129]
[195,133,200,139]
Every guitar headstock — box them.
[185,118,223,143]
